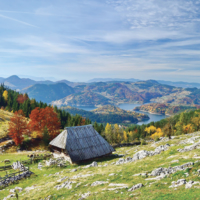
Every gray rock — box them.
[54,180,73,190]
[177,142,200,152]
[82,161,98,168]
[116,144,170,165]
[150,162,194,177]
[10,189,16,193]
[128,183,143,192]
[70,169,77,172]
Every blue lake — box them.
[118,103,167,125]
[74,103,168,125]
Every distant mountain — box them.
[51,91,111,107]
[157,80,200,88]
[88,78,200,89]
[0,75,55,90]
[21,83,74,103]
[88,78,140,83]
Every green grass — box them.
[1,133,200,199]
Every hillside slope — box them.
[0,110,13,139]
[1,132,200,199]
[52,91,111,107]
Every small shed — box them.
[49,125,115,163]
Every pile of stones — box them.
[0,171,33,188]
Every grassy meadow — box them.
[1,133,200,199]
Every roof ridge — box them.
[65,124,93,129]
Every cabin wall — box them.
[51,146,72,164]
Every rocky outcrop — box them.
[54,180,75,190]
[177,142,200,152]
[149,162,194,179]
[179,136,200,145]
[116,144,170,165]
[169,179,200,189]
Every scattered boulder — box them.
[128,183,143,192]
[82,161,98,169]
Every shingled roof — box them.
[49,125,115,162]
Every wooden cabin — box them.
[49,125,115,163]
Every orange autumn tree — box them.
[17,94,29,104]
[8,110,28,146]
[29,107,61,139]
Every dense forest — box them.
[0,84,91,129]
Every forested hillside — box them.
[62,105,149,124]
[0,84,91,130]
[134,103,199,115]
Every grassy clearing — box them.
[1,133,200,199]
[0,110,13,139]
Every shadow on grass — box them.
[77,154,123,166]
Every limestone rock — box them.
[128,183,143,192]
[91,181,108,186]
[177,142,200,153]
[57,176,68,183]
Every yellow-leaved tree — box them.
[150,128,163,141]
[145,125,157,136]
[123,131,128,143]
[183,124,193,134]
[105,123,113,143]
[3,90,8,102]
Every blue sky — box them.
[0,0,200,82]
